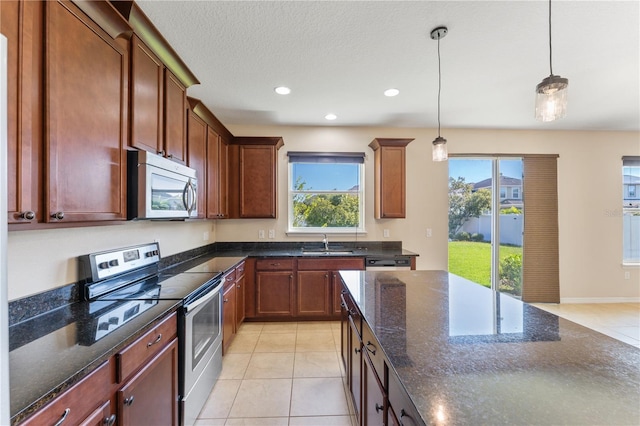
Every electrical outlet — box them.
[383,229,390,238]
[268,229,275,239]
[624,271,631,280]
[203,231,209,241]
[259,230,265,239]
[426,228,432,238]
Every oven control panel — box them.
[80,242,161,282]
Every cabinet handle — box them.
[53,408,70,426]
[366,341,377,355]
[124,396,135,406]
[354,347,361,354]
[375,403,384,413]
[147,333,162,348]
[349,309,357,316]
[50,211,65,220]
[103,414,117,426]
[167,154,174,159]
[158,150,165,156]
[19,211,35,220]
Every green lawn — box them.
[448,241,522,287]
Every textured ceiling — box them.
[136,0,640,131]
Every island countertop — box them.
[339,270,640,425]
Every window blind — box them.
[287,152,365,164]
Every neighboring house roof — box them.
[623,174,640,184]
[473,176,522,190]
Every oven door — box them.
[181,280,223,426]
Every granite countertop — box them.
[340,270,640,425]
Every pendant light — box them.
[535,0,568,122]
[431,26,448,162]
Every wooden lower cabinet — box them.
[363,352,386,426]
[117,338,179,426]
[20,360,114,426]
[297,270,331,316]
[256,270,294,317]
[348,317,362,420]
[222,281,237,354]
[235,263,246,326]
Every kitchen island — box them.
[339,270,640,425]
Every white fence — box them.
[461,214,523,246]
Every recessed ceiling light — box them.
[325,113,337,121]
[274,86,291,95]
[384,88,400,97]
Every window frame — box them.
[622,156,640,265]
[287,152,366,235]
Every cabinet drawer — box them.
[235,261,246,277]
[388,370,424,426]
[362,321,385,381]
[256,258,294,271]
[341,292,361,337]
[223,269,236,289]
[297,257,364,271]
[116,312,177,382]
[21,360,113,426]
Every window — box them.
[512,188,520,199]
[623,157,640,264]
[500,187,506,199]
[288,152,365,233]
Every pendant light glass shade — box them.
[535,75,568,122]
[432,136,447,161]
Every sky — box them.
[292,163,359,191]
[448,159,523,183]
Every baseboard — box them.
[559,297,640,304]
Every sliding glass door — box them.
[448,158,524,299]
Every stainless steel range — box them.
[79,243,225,426]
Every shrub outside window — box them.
[623,156,640,264]
[287,152,365,234]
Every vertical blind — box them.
[522,155,560,303]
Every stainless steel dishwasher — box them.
[365,256,412,271]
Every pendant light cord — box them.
[437,36,442,137]
[548,0,553,76]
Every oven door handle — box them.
[183,278,224,314]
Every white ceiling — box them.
[136,0,640,131]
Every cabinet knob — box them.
[354,347,361,354]
[19,211,36,220]
[167,154,174,159]
[124,396,135,406]
[237,284,241,289]
[375,403,384,413]
[158,150,166,156]
[103,414,117,426]
[50,211,65,220]
[224,298,229,303]
[366,341,377,355]
[53,408,70,426]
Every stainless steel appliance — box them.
[365,256,412,271]
[79,243,223,426]
[127,150,198,220]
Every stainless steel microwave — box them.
[127,150,197,220]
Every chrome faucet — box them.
[322,234,329,251]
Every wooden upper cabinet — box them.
[2,0,44,225]
[163,70,187,163]
[368,138,414,219]
[45,0,130,223]
[130,34,163,155]
[230,137,284,218]
[187,109,207,219]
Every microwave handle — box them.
[182,178,196,216]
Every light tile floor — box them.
[532,302,640,348]
[195,321,353,426]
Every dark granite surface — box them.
[340,270,640,426]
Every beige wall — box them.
[7,125,640,302]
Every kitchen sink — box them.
[301,248,354,255]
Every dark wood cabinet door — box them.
[118,338,178,426]
[222,283,236,354]
[2,0,44,225]
[235,272,246,326]
[256,271,294,316]
[163,69,187,164]
[362,353,385,426]
[297,271,331,316]
[218,136,229,218]
[45,0,128,222]
[187,109,207,219]
[206,127,223,218]
[349,317,362,420]
[130,34,163,155]
[378,145,406,218]
[79,400,114,426]
[239,144,277,218]
[333,273,344,316]
[340,294,350,380]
